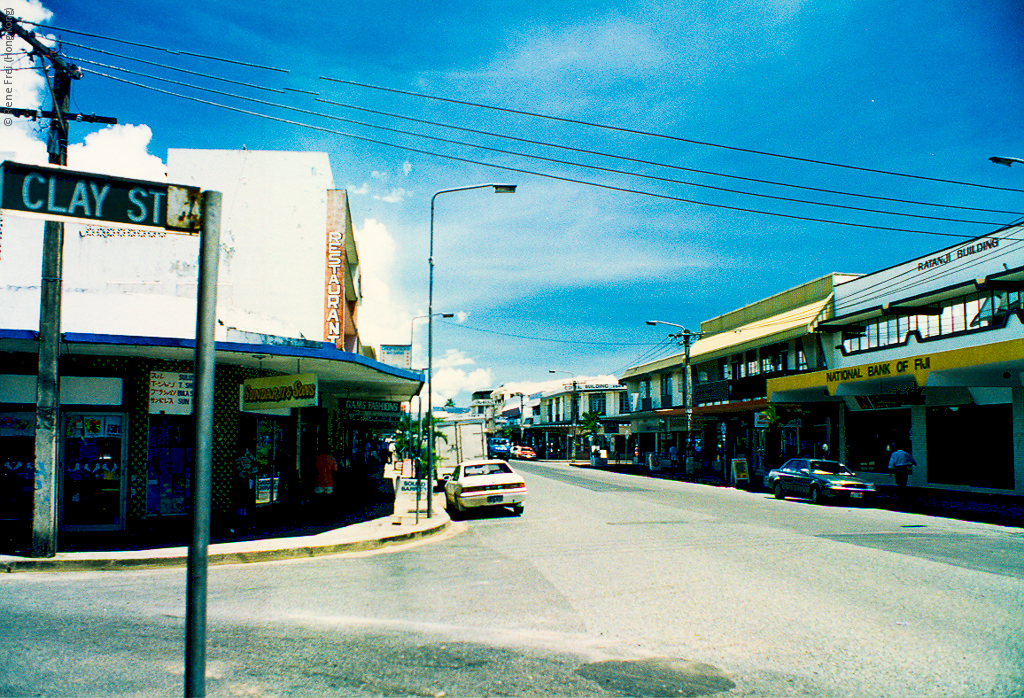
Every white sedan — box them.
[444,459,527,516]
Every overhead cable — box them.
[320,77,1024,195]
[73,53,1015,225]
[314,95,1022,217]
[24,20,288,73]
[84,68,1001,240]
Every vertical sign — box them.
[324,190,345,347]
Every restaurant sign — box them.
[241,373,318,411]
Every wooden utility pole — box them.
[4,16,115,556]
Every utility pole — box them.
[646,321,702,473]
[5,17,116,557]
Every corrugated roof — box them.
[621,297,832,380]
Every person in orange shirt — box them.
[315,451,338,494]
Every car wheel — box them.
[809,486,822,505]
[773,481,785,500]
[511,503,524,516]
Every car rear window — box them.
[464,462,513,476]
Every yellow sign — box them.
[732,457,749,483]
[242,373,318,410]
[768,337,1024,399]
[825,355,932,385]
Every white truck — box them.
[433,419,487,487]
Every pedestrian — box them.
[888,444,916,491]
[315,450,338,494]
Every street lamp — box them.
[646,320,703,470]
[989,156,1024,168]
[549,370,579,464]
[428,184,516,517]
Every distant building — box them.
[621,273,856,479]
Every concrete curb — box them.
[0,512,451,573]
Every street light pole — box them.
[549,370,578,464]
[989,156,1024,167]
[646,320,703,471]
[428,184,515,517]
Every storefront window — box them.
[238,415,288,506]
[0,413,36,526]
[62,413,126,530]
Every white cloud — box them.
[431,349,493,403]
[67,124,167,180]
[1,2,53,164]
[402,161,412,176]
[347,183,370,195]
[374,187,409,204]
[352,217,417,348]
[371,170,388,180]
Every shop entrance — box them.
[146,415,194,516]
[844,408,911,475]
[61,412,127,531]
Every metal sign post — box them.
[184,191,221,698]
[0,161,219,697]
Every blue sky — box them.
[5,0,1024,405]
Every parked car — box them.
[487,437,512,460]
[766,458,876,504]
[444,459,526,517]
[510,445,537,460]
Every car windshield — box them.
[809,461,851,475]
[464,462,513,477]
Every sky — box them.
[3,0,1024,406]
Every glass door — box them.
[61,413,127,531]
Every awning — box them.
[0,330,424,402]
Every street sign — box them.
[0,160,201,232]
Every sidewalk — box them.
[541,459,1024,529]
[0,504,451,574]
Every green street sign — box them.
[0,160,202,232]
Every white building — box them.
[0,150,420,551]
[770,224,1024,495]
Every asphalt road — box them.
[2,461,1023,697]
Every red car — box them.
[510,445,537,460]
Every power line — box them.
[314,95,1022,218]
[81,67,1009,240]
[24,20,288,73]
[320,77,1024,195]
[72,56,1008,227]
[439,319,663,347]
[63,40,288,94]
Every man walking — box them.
[888,445,916,491]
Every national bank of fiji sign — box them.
[0,160,202,232]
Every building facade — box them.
[621,274,857,480]
[532,383,629,460]
[769,224,1024,496]
[0,150,422,553]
